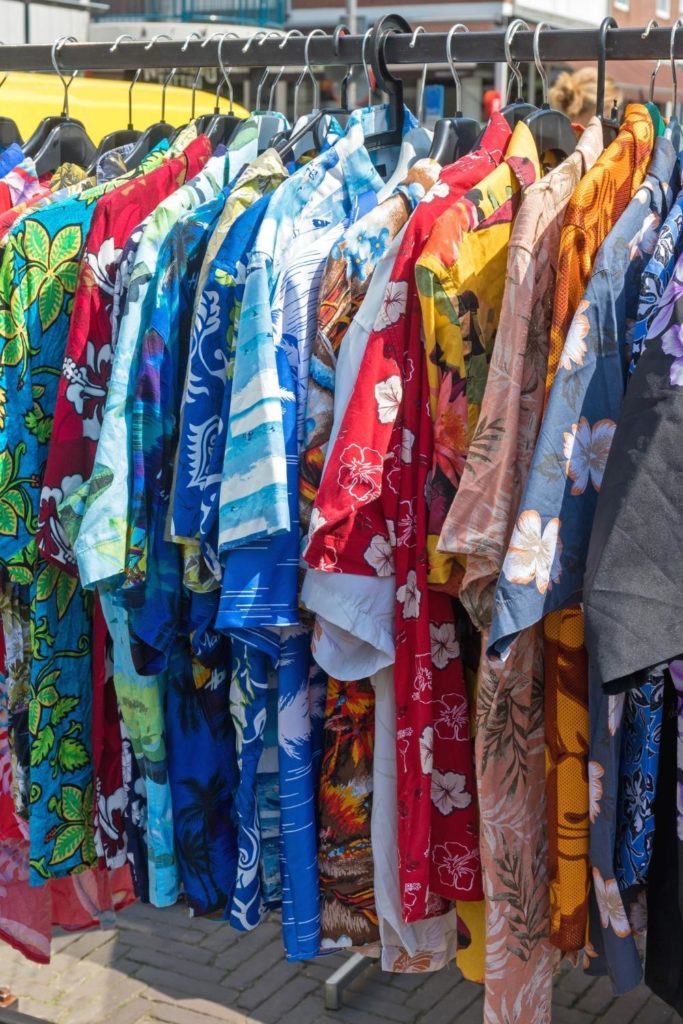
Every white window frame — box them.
[657,0,671,17]
[613,0,629,11]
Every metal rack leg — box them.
[324,954,372,1011]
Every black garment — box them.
[584,281,683,693]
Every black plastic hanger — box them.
[597,17,620,147]
[524,23,577,162]
[25,34,94,165]
[32,36,97,176]
[124,35,176,171]
[500,19,537,127]
[428,24,480,165]
[88,35,142,172]
[363,14,409,153]
[0,49,22,147]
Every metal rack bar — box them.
[0,25,679,73]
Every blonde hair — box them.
[548,67,623,124]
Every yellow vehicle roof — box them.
[0,71,249,145]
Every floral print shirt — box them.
[305,113,511,926]
[415,120,542,590]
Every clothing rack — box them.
[0,16,677,1019]
[0,26,680,74]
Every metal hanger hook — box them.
[596,16,618,122]
[533,22,551,106]
[302,28,326,112]
[110,33,139,129]
[241,29,269,55]
[181,31,203,117]
[672,19,683,115]
[504,19,529,102]
[0,42,7,92]
[281,31,306,121]
[268,65,285,110]
[409,27,427,123]
[198,31,227,119]
[216,32,239,113]
[641,21,661,105]
[361,27,374,104]
[51,35,79,118]
[446,23,468,115]
[144,34,175,123]
[255,31,283,110]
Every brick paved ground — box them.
[1,901,680,1024]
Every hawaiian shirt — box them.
[305,112,512,929]
[0,143,25,178]
[630,181,683,373]
[416,120,542,591]
[491,136,676,960]
[298,160,439,952]
[435,117,604,1024]
[218,107,415,554]
[545,104,655,397]
[0,156,41,215]
[170,148,288,580]
[38,135,212,575]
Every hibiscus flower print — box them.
[419,726,433,774]
[86,236,123,296]
[588,760,604,823]
[502,510,563,594]
[422,180,449,203]
[363,534,394,576]
[401,427,415,464]
[374,375,403,424]
[336,444,383,503]
[592,866,631,938]
[429,622,460,670]
[559,299,589,371]
[563,417,616,495]
[661,324,683,386]
[63,340,112,441]
[430,770,472,815]
[397,498,416,547]
[308,506,326,539]
[412,661,433,703]
[432,841,480,892]
[434,693,469,741]
[396,569,421,619]
[373,281,408,331]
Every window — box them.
[657,0,671,16]
[613,0,629,11]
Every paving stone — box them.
[597,986,654,1024]
[84,940,136,968]
[417,991,483,1024]
[344,988,419,1022]
[553,985,577,1008]
[558,967,598,998]
[249,975,319,1023]
[141,995,248,1023]
[118,946,226,984]
[55,926,117,961]
[626,997,676,1024]
[197,929,242,954]
[143,1000,248,1024]
[7,996,60,1022]
[223,937,286,987]
[131,964,240,1006]
[404,966,464,1010]
[105,998,153,1024]
[552,1007,599,1024]
[575,976,617,1016]
[274,992,327,1024]
[110,929,216,966]
[235,958,303,1011]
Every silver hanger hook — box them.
[255,30,283,110]
[504,18,529,102]
[181,31,203,117]
[671,19,683,116]
[280,30,305,120]
[303,28,326,112]
[268,65,286,110]
[642,20,661,105]
[409,27,426,123]
[0,42,7,92]
[533,22,551,106]
[242,29,269,55]
[362,27,374,104]
[196,31,225,119]
[110,33,139,129]
[51,35,79,118]
[216,32,239,113]
[144,34,175,122]
[446,24,468,115]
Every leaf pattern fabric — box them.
[435,119,604,1024]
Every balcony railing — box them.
[95,0,285,26]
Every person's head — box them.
[548,67,623,126]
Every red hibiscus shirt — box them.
[305,113,511,922]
